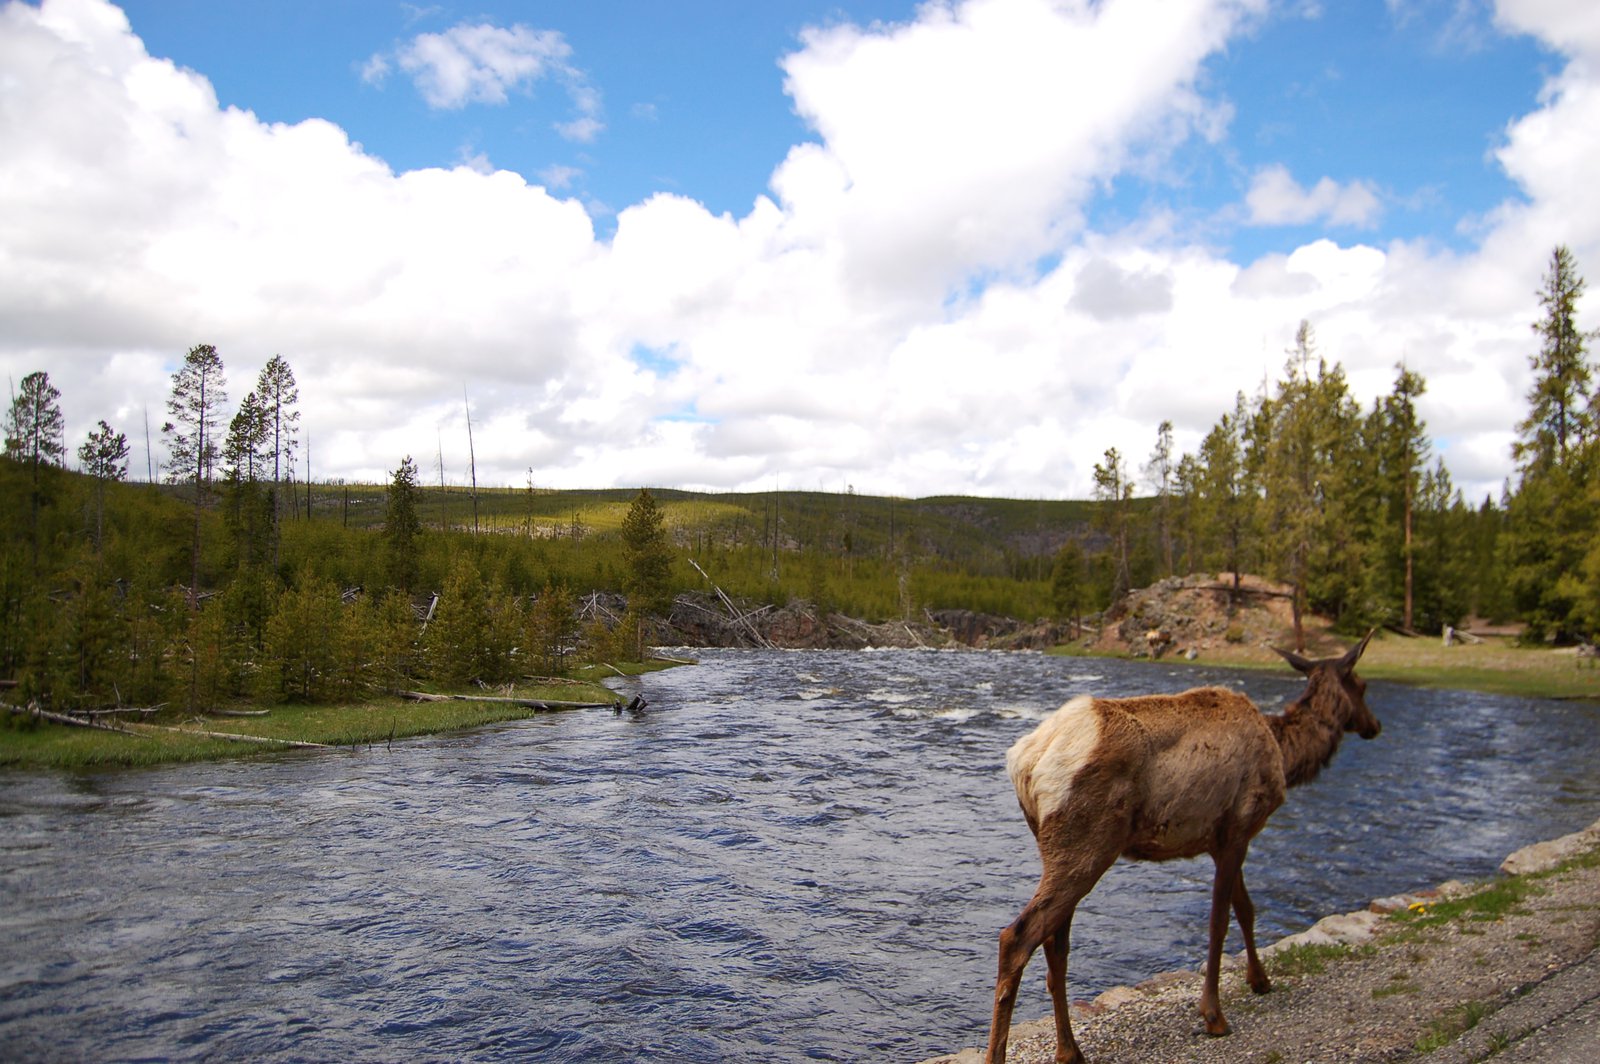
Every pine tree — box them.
[1142,420,1176,577]
[526,582,579,675]
[385,456,423,591]
[1504,247,1598,640]
[1092,447,1133,602]
[222,392,274,571]
[621,488,674,615]
[1050,541,1086,638]
[260,570,341,702]
[164,344,227,603]
[426,555,490,686]
[1365,364,1431,630]
[78,420,129,553]
[1516,246,1596,471]
[1196,393,1253,611]
[1255,322,1362,647]
[5,370,66,564]
[255,355,299,554]
[5,370,65,467]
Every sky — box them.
[2,0,1598,502]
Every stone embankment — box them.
[921,819,1600,1063]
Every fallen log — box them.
[390,689,618,710]
[2,702,325,749]
[4,701,145,736]
[150,723,327,749]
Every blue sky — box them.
[4,0,1599,499]
[113,0,1552,254]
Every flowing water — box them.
[3,649,1598,1062]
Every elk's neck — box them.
[1269,691,1345,789]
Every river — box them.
[3,648,1598,1062]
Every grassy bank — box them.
[1053,635,1600,701]
[1,660,678,770]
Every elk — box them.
[985,633,1380,1064]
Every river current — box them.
[3,648,1598,1062]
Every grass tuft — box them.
[1415,999,1496,1053]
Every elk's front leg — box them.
[1199,849,1242,1036]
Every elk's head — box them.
[1274,630,1381,740]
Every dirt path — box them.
[924,822,1600,1063]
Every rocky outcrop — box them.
[1089,572,1307,659]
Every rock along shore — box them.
[921,818,1600,1064]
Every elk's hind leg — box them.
[987,890,1078,1064]
[1042,921,1079,1064]
[1232,871,1271,994]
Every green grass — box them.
[1083,634,1600,703]
[1373,976,1420,998]
[1267,941,1359,978]
[1415,1000,1495,1053]
[1386,877,1543,943]
[0,673,652,769]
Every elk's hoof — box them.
[1201,1010,1231,1038]
[1250,973,1273,995]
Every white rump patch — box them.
[1006,695,1102,823]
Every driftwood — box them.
[391,689,618,710]
[212,708,270,717]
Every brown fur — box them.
[984,634,1380,1064]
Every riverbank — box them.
[923,820,1600,1063]
[0,661,674,769]
[1054,628,1600,702]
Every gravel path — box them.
[923,822,1600,1064]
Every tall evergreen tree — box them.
[384,456,423,591]
[1196,393,1253,610]
[1381,364,1429,630]
[5,370,65,468]
[255,355,299,543]
[164,344,227,603]
[1091,447,1134,602]
[1516,246,1595,471]
[1504,247,1598,640]
[1142,419,1176,578]
[621,488,674,615]
[1049,540,1086,638]
[222,391,273,570]
[78,419,129,553]
[1254,322,1362,646]
[5,370,66,563]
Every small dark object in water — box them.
[613,695,648,716]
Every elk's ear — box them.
[1273,646,1315,674]
[1339,628,1376,672]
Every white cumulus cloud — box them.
[366,19,605,142]
[1245,165,1384,227]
